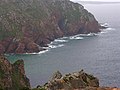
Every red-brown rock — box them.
[15,43,25,54]
[0,44,5,54]
[26,42,40,53]
[0,0,101,54]
[6,42,17,53]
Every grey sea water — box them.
[7,3,120,87]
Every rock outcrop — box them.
[34,70,120,90]
[0,0,100,54]
[0,55,119,90]
[0,55,30,90]
[36,70,99,90]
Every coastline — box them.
[5,23,109,56]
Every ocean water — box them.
[7,3,120,87]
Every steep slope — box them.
[0,0,100,54]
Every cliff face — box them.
[0,55,30,90]
[0,0,100,54]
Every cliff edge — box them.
[0,0,100,54]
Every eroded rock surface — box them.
[40,70,99,90]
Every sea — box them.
[6,2,120,87]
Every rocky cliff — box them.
[0,0,100,54]
[0,55,30,90]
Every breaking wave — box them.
[21,23,113,55]
[48,44,64,49]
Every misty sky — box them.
[71,0,120,2]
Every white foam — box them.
[86,33,97,36]
[38,49,49,54]
[61,37,68,39]
[105,28,115,31]
[100,27,115,34]
[25,49,49,55]
[48,44,57,49]
[48,44,64,49]
[100,23,109,27]
[79,33,98,37]
[69,36,84,40]
[57,44,64,47]
[100,31,107,34]
[54,39,68,43]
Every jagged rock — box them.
[36,70,120,90]
[0,0,100,54]
[51,71,62,80]
[12,60,30,90]
[44,70,99,90]
[0,55,30,90]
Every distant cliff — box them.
[0,0,100,54]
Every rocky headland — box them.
[0,55,119,90]
[0,0,101,54]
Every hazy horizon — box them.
[71,0,120,2]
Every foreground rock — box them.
[0,55,120,90]
[0,55,30,90]
[34,71,120,90]
[41,70,99,90]
[0,0,100,54]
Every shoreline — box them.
[5,23,110,56]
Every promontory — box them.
[0,0,100,54]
